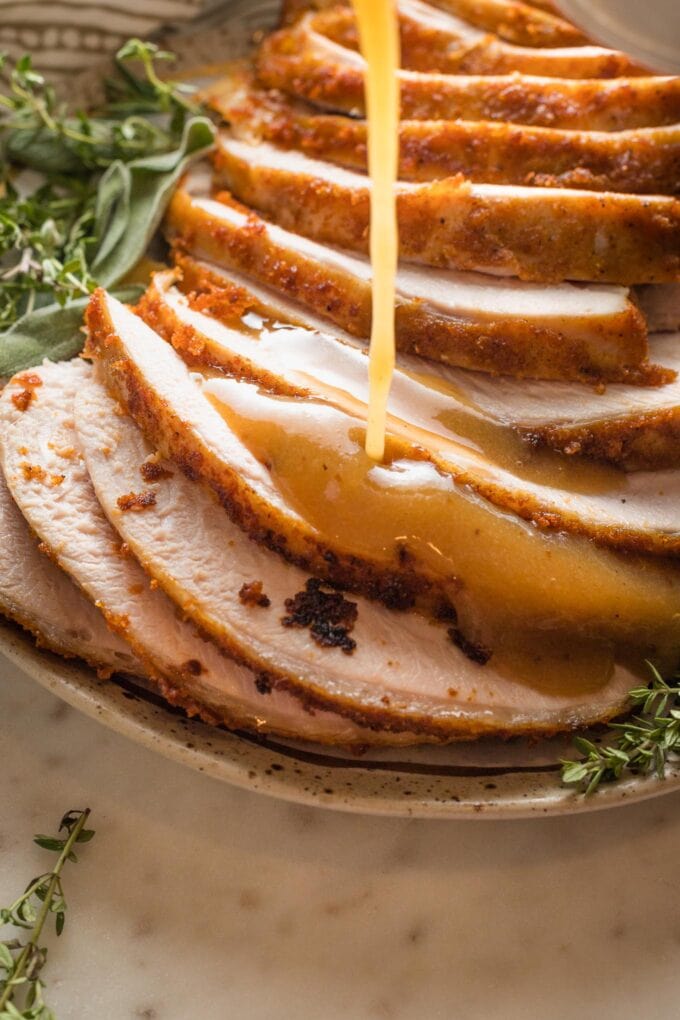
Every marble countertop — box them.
[3,653,680,1020]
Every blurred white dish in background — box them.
[556,0,680,74]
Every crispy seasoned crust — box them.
[117,490,158,512]
[525,411,680,471]
[213,138,680,285]
[256,24,680,130]
[314,4,642,78]
[164,190,652,385]
[279,0,589,47]
[140,458,174,482]
[239,579,271,607]
[204,75,680,195]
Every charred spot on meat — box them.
[282,578,358,654]
[448,627,492,666]
[255,674,273,694]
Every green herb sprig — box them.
[0,809,95,1019]
[0,40,215,376]
[561,664,680,794]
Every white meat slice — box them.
[0,451,139,675]
[213,135,680,284]
[94,288,680,559]
[166,172,649,384]
[0,360,377,744]
[203,67,680,194]
[281,0,589,46]
[85,289,680,666]
[75,364,639,738]
[154,265,680,470]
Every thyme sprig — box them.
[561,664,680,794]
[0,41,213,336]
[0,41,199,172]
[0,809,94,1020]
[0,178,98,328]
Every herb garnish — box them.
[561,664,680,794]
[0,809,95,1019]
[0,40,215,375]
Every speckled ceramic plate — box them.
[3,0,680,819]
[3,620,680,818]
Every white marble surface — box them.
[2,654,680,1020]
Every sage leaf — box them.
[90,115,214,287]
[0,286,142,378]
[3,126,83,176]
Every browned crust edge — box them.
[165,191,653,385]
[255,26,680,130]
[0,600,132,680]
[524,411,680,471]
[312,5,643,79]
[212,139,680,285]
[205,79,680,194]
[279,0,589,47]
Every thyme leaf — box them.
[0,809,95,1019]
[561,664,680,794]
[0,40,215,373]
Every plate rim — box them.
[2,621,678,820]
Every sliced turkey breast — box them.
[280,0,588,46]
[205,72,680,194]
[0,453,139,676]
[256,24,680,129]
[213,136,680,285]
[75,362,643,739]
[131,276,680,560]
[0,371,142,674]
[315,2,640,78]
[85,289,680,668]
[143,269,680,471]
[166,179,650,384]
[0,360,379,744]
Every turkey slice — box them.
[0,453,139,676]
[75,362,641,738]
[256,21,680,129]
[213,135,680,285]
[166,176,650,384]
[85,289,680,667]
[204,70,680,194]
[281,0,588,46]
[144,268,680,471]
[133,276,680,557]
[318,1,640,78]
[0,360,378,744]
[0,370,142,674]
